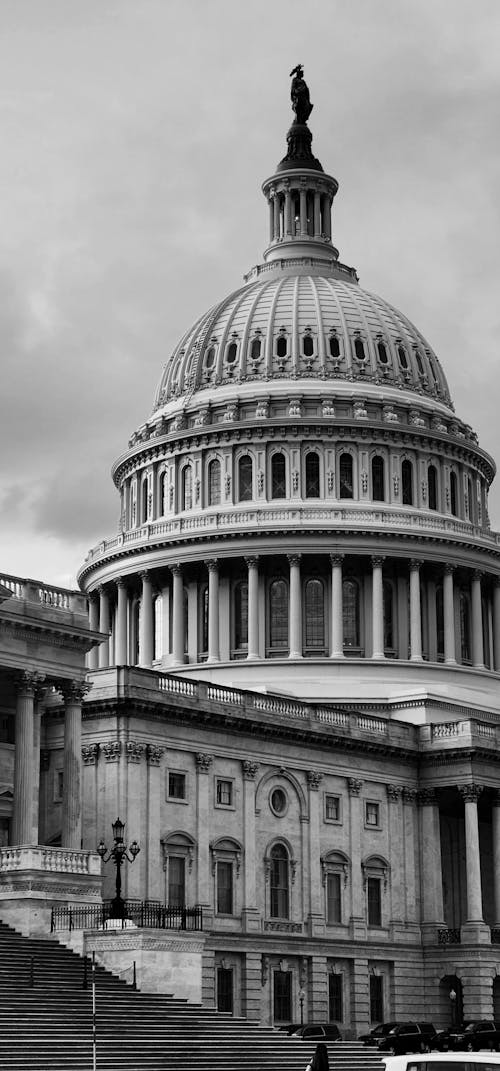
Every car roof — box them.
[382,1055,500,1070]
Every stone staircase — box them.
[0,921,384,1071]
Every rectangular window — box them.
[326,873,341,924]
[168,856,185,907]
[273,970,292,1022]
[325,794,341,822]
[217,861,233,914]
[168,772,186,800]
[216,779,233,807]
[365,801,380,827]
[369,974,384,1022]
[328,973,343,1021]
[367,877,382,926]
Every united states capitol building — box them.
[2,70,500,1033]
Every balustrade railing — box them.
[50,900,203,933]
[438,927,461,944]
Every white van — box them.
[383,1055,500,1071]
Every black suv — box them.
[377,1022,437,1055]
[291,1024,342,1041]
[434,1021,500,1052]
[359,1023,399,1046]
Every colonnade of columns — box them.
[266,182,333,244]
[12,672,89,850]
[88,555,500,672]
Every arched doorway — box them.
[439,975,463,1030]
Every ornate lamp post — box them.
[298,987,305,1026]
[97,818,140,919]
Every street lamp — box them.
[298,987,306,1026]
[97,818,140,919]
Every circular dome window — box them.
[270,787,288,816]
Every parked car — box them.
[290,1023,342,1041]
[434,1021,500,1052]
[381,1054,500,1071]
[278,1024,302,1035]
[359,1023,399,1046]
[377,1022,437,1055]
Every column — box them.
[139,571,154,667]
[299,185,307,236]
[288,554,302,659]
[386,785,403,930]
[171,564,185,666]
[348,777,365,938]
[402,789,417,927]
[313,191,321,236]
[273,191,280,240]
[245,556,260,661]
[196,753,213,920]
[371,556,385,659]
[98,585,111,669]
[492,792,500,927]
[427,580,437,663]
[115,578,128,665]
[471,571,485,668]
[493,579,500,672]
[306,771,324,926]
[284,187,292,235]
[88,595,99,670]
[207,560,220,663]
[458,784,487,933]
[418,789,444,939]
[60,681,90,850]
[323,196,332,240]
[409,559,423,661]
[330,554,344,658]
[12,672,43,845]
[268,196,274,242]
[443,564,456,663]
[242,760,260,930]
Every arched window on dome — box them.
[383,581,395,655]
[427,354,438,385]
[354,337,366,361]
[450,471,458,516]
[329,334,340,360]
[271,453,286,499]
[158,471,167,517]
[233,581,248,658]
[304,578,325,654]
[402,460,413,505]
[305,452,320,498]
[415,351,425,377]
[238,455,253,502]
[198,584,208,660]
[397,345,408,370]
[339,453,353,499]
[428,465,438,511]
[276,335,288,359]
[205,345,216,370]
[343,578,360,652]
[269,843,290,919]
[226,341,238,365]
[303,334,314,358]
[208,459,221,507]
[141,479,148,524]
[372,456,385,502]
[377,341,389,365]
[182,466,193,511]
[250,337,261,361]
[460,588,471,663]
[268,579,289,654]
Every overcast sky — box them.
[1,0,499,588]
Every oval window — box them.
[226,342,237,364]
[270,788,287,816]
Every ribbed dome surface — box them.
[153,272,452,412]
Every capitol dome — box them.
[79,75,499,709]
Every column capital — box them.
[402,787,418,804]
[370,555,385,568]
[410,558,424,571]
[386,784,402,801]
[444,563,455,576]
[196,752,213,773]
[348,777,363,796]
[139,569,152,581]
[15,670,46,697]
[115,575,127,589]
[242,760,259,781]
[494,576,500,589]
[471,569,483,582]
[287,554,302,567]
[244,556,260,569]
[306,770,324,791]
[417,788,439,806]
[170,563,183,577]
[207,559,219,573]
[97,584,109,596]
[126,741,145,764]
[102,740,121,763]
[147,744,165,767]
[330,553,344,567]
[58,679,92,704]
[81,743,99,765]
[458,783,483,803]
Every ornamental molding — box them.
[88,936,205,953]
[242,760,259,781]
[306,771,323,791]
[102,741,121,763]
[82,743,99,766]
[146,744,164,767]
[386,784,402,801]
[457,782,484,802]
[126,741,145,764]
[348,778,363,796]
[195,752,213,773]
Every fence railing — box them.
[50,900,203,933]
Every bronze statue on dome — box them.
[290,64,313,124]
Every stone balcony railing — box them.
[419,719,500,751]
[0,573,87,615]
[0,846,102,876]
[81,503,500,571]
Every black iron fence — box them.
[50,900,203,933]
